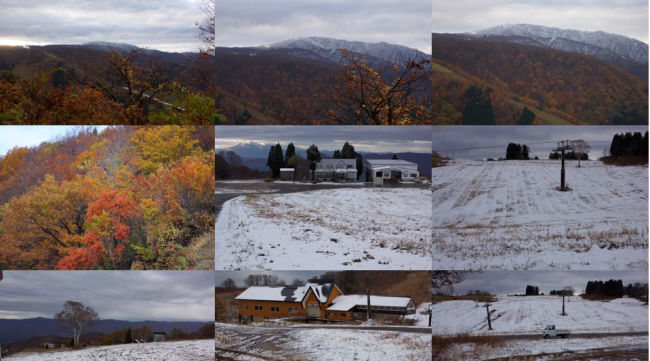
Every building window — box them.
[317,164,323,169]
[326,164,333,169]
[289,308,298,314]
[271,307,279,312]
[340,313,346,317]
[254,305,263,311]
[241,305,248,310]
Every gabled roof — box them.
[326,295,414,311]
[365,159,416,166]
[318,159,356,166]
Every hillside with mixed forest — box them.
[432,34,648,125]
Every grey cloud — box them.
[432,0,648,43]
[432,125,648,159]
[218,0,432,53]
[0,0,205,52]
[0,271,214,322]
[215,125,432,153]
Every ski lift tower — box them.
[483,302,493,330]
[555,140,571,190]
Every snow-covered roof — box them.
[327,295,413,311]
[235,286,306,302]
[235,280,338,304]
[335,168,357,173]
[280,168,295,172]
[371,166,391,171]
[366,159,416,166]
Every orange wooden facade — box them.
[237,284,345,320]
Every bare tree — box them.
[569,140,591,167]
[220,278,237,290]
[54,301,99,347]
[432,271,473,295]
[313,50,431,125]
[292,278,305,286]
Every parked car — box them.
[542,325,571,338]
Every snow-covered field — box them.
[6,340,213,361]
[448,336,647,360]
[432,160,648,270]
[431,296,648,335]
[216,188,431,270]
[216,323,431,361]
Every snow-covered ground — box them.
[431,296,648,335]
[448,335,647,360]
[216,323,431,361]
[216,188,431,270]
[6,340,213,360]
[406,302,431,326]
[432,160,648,270]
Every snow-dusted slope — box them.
[82,41,142,52]
[267,36,428,65]
[6,340,213,360]
[432,296,648,335]
[432,160,648,270]
[475,24,648,63]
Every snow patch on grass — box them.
[433,160,648,270]
[216,188,431,270]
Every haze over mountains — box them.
[0,317,211,344]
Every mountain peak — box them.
[475,24,648,63]
[265,36,427,66]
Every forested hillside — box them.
[0,126,215,270]
[215,47,432,125]
[432,37,648,125]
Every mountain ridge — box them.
[473,24,648,64]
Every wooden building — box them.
[235,280,416,323]
[152,332,167,342]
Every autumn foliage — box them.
[0,126,214,270]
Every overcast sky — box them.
[0,0,206,52]
[218,0,432,53]
[432,125,648,159]
[453,271,648,295]
[215,270,331,287]
[432,0,649,44]
[0,126,106,156]
[0,271,214,322]
[216,126,432,153]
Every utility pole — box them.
[483,303,493,330]
[561,291,567,316]
[366,288,371,321]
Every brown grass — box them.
[600,156,648,166]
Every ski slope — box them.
[432,160,648,270]
[431,296,648,335]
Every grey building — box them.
[313,159,358,182]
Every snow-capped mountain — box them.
[475,24,648,63]
[266,36,428,66]
[216,141,276,159]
